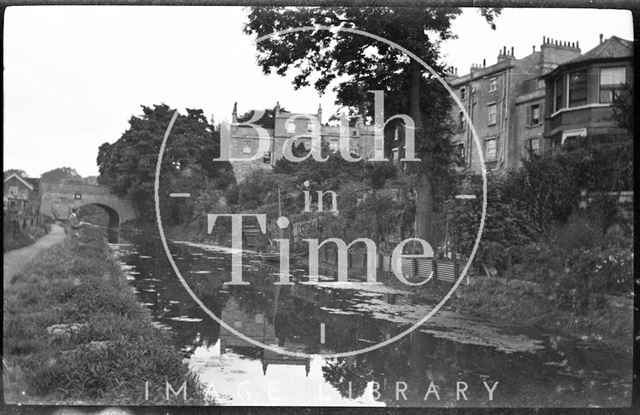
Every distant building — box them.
[3,173,39,215]
[447,36,582,172]
[228,102,408,181]
[541,35,633,147]
[3,173,41,229]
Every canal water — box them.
[109,234,631,407]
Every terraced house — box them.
[228,34,632,180]
[447,34,632,173]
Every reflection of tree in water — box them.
[321,323,412,400]
[322,357,372,399]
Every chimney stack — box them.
[232,102,238,122]
[599,33,604,44]
[483,59,486,67]
[511,46,514,56]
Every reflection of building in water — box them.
[262,344,310,376]
[219,296,311,376]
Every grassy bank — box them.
[3,227,210,405]
[378,270,632,357]
[453,277,633,356]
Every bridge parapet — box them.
[39,181,136,224]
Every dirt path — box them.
[3,223,66,288]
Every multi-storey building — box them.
[228,102,379,181]
[541,35,633,146]
[447,37,582,172]
[228,35,632,180]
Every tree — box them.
[611,83,633,134]
[446,171,539,268]
[40,167,82,183]
[244,7,500,244]
[4,169,28,179]
[97,104,234,222]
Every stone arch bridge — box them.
[39,181,136,242]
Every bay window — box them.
[599,67,626,103]
[568,70,587,107]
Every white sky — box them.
[3,6,634,177]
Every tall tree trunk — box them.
[410,60,434,244]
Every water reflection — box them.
[108,235,632,407]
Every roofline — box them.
[541,55,633,79]
[3,173,34,190]
[450,62,516,87]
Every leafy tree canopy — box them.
[97,104,234,222]
[244,6,500,243]
[40,167,82,183]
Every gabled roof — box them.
[566,36,633,65]
[3,173,34,190]
[543,36,633,78]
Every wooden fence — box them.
[318,246,469,285]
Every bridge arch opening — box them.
[77,203,120,243]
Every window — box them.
[263,151,271,164]
[561,128,587,145]
[529,104,540,125]
[537,79,545,90]
[9,186,18,196]
[487,103,497,125]
[9,200,17,209]
[458,111,466,131]
[485,138,497,161]
[599,67,626,103]
[568,70,587,107]
[460,87,466,100]
[328,141,338,152]
[554,77,564,111]
[489,77,497,92]
[286,120,296,133]
[529,138,540,154]
[456,143,466,159]
[242,140,251,154]
[306,120,313,133]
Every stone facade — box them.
[230,35,632,179]
[447,37,582,173]
[39,181,136,225]
[229,103,395,182]
[541,36,633,146]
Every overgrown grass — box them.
[3,228,211,405]
[453,277,633,356]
